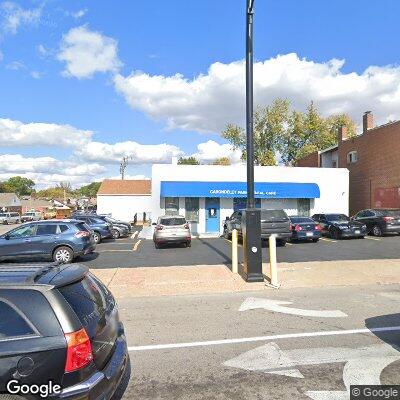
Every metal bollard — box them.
[269,234,278,287]
[232,229,238,274]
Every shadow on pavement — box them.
[365,313,400,351]
[198,238,231,267]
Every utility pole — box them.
[241,0,263,282]
[120,156,129,180]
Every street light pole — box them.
[241,0,263,282]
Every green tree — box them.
[77,182,101,198]
[212,157,231,165]
[3,176,35,196]
[222,99,357,166]
[178,157,199,165]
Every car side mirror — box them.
[225,216,230,221]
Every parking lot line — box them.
[133,239,142,251]
[131,231,139,239]
[364,236,381,241]
[225,238,243,247]
[320,238,337,243]
[97,249,133,253]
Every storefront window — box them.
[185,197,199,222]
[297,199,310,216]
[165,197,179,215]
[233,198,261,211]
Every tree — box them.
[212,157,231,166]
[77,182,101,198]
[178,157,199,165]
[3,176,35,196]
[222,99,357,166]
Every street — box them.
[119,284,400,399]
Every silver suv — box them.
[21,211,42,222]
[153,215,191,248]
[0,212,20,224]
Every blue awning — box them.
[160,181,320,199]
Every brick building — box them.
[296,111,400,215]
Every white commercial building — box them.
[97,165,349,235]
[150,164,349,236]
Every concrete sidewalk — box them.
[91,258,400,298]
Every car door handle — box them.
[24,239,31,243]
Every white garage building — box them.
[96,179,152,222]
[97,164,349,235]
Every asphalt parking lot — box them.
[81,233,400,269]
[1,224,399,268]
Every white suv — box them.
[0,212,21,224]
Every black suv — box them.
[312,213,367,239]
[352,209,400,236]
[223,209,292,246]
[0,263,129,399]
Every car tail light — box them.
[64,328,93,372]
[184,224,189,229]
[315,224,322,231]
[295,224,302,232]
[383,216,394,222]
[289,223,292,230]
[155,225,163,231]
[74,231,90,238]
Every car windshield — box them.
[290,217,313,223]
[326,214,349,222]
[160,218,186,226]
[106,217,118,223]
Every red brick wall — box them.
[295,152,320,167]
[337,121,400,215]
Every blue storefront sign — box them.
[160,181,320,199]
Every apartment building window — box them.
[347,151,358,164]
[185,197,199,222]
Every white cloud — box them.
[30,70,43,79]
[58,25,122,79]
[0,1,41,35]
[0,49,3,61]
[191,140,242,164]
[0,118,92,148]
[70,8,88,19]
[76,140,183,164]
[114,53,400,134]
[6,60,25,70]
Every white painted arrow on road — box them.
[224,342,400,400]
[239,297,348,318]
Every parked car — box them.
[0,263,129,400]
[289,216,322,242]
[352,208,400,236]
[223,209,292,246]
[0,220,96,263]
[96,215,132,238]
[312,213,367,239]
[72,215,113,244]
[0,212,20,224]
[153,215,191,248]
[20,210,43,222]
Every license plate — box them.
[355,230,360,234]
[306,232,313,237]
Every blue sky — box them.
[1,0,400,187]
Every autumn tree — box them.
[212,157,231,165]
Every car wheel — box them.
[223,227,231,240]
[312,238,319,243]
[330,228,338,239]
[372,225,382,237]
[277,239,286,247]
[53,246,73,263]
[186,241,191,248]
[111,229,120,239]
[93,232,101,244]
[154,242,160,249]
